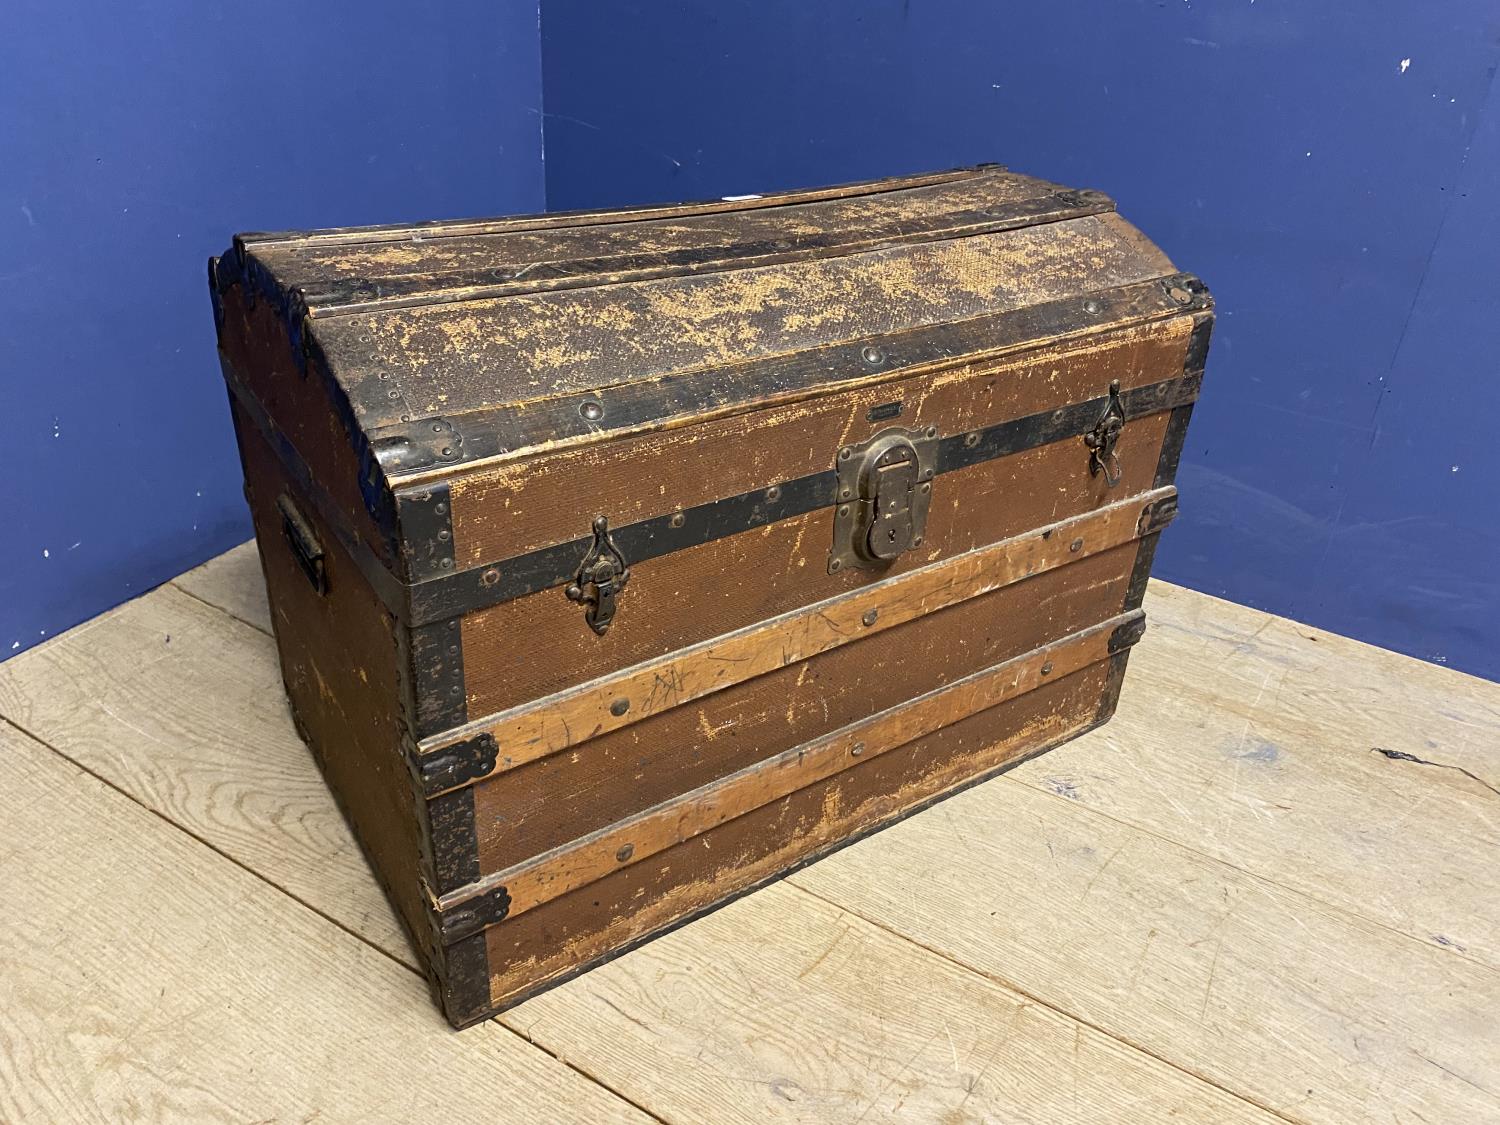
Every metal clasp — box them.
[829,426,939,573]
[1083,380,1126,487]
[566,516,630,635]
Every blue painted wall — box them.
[1,1,544,659]
[540,0,1500,681]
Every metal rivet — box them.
[669,512,685,528]
[766,485,781,502]
[387,389,400,399]
[838,505,850,517]
[1083,298,1102,314]
[616,843,634,862]
[964,432,980,448]
[850,742,865,757]
[920,482,930,494]
[434,502,448,515]
[481,567,500,587]
[609,698,630,717]
[829,559,843,572]
[926,426,937,438]
[439,447,452,457]
[862,608,879,627]
[449,685,462,697]
[447,645,458,657]
[437,529,450,541]
[1070,537,1084,553]
[1168,285,1192,305]
[432,423,443,432]
[839,447,853,460]
[1041,661,1054,675]
[580,400,604,421]
[912,536,923,546]
[861,345,885,365]
[439,558,454,569]
[840,486,853,499]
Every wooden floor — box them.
[1,544,1497,1123]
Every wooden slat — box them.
[789,758,1500,1124]
[240,166,986,250]
[443,613,1135,926]
[0,722,646,1124]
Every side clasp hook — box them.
[1083,380,1126,487]
[566,516,630,635]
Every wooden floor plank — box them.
[0,721,647,1125]
[172,541,274,635]
[1133,582,1500,780]
[1008,582,1500,969]
[511,882,1278,1124]
[0,585,412,961]
[788,776,1500,1125]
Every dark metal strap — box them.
[405,372,1201,625]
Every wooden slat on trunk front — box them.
[469,541,1138,870]
[479,660,1118,1009]
[448,612,1137,934]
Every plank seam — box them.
[168,579,274,638]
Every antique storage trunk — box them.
[208,164,1211,1028]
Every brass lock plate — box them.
[828,425,940,574]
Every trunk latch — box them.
[829,426,939,573]
[1083,380,1126,487]
[567,516,630,635]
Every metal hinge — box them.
[1083,380,1126,487]
[566,516,630,634]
